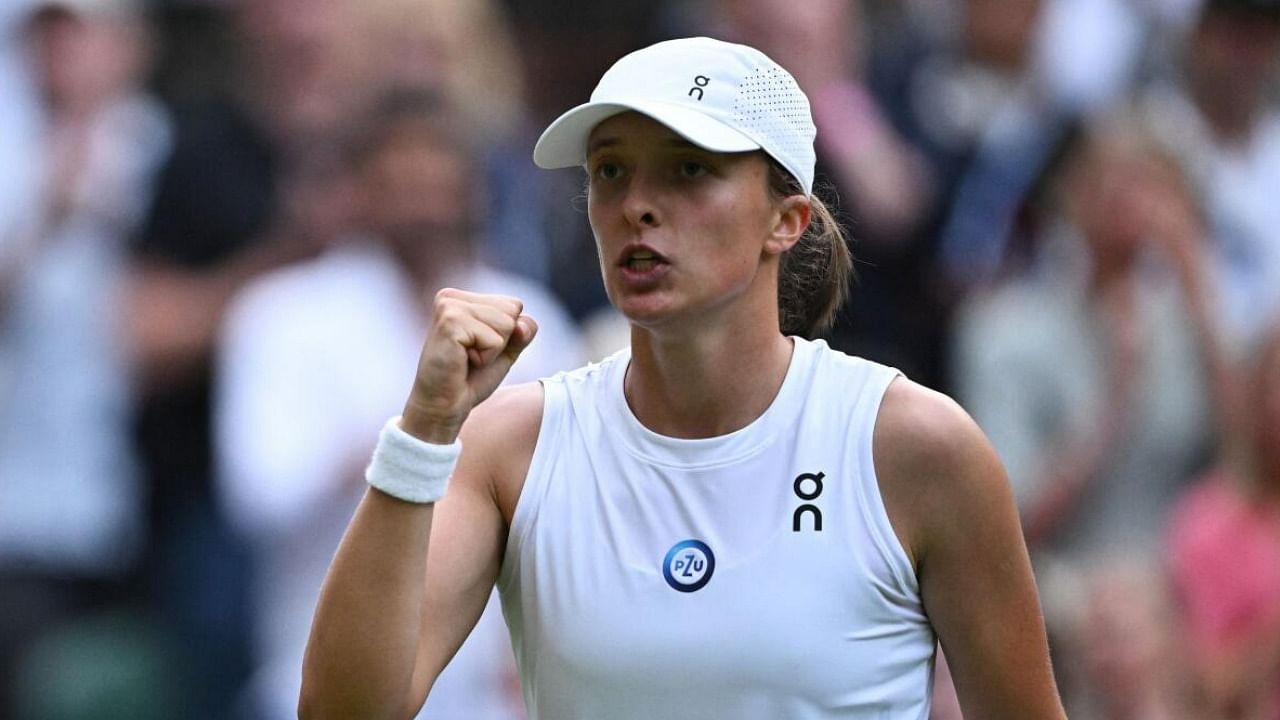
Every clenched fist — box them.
[400,289,538,444]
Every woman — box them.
[300,37,1065,719]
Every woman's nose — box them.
[622,173,661,228]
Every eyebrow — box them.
[586,135,701,156]
[586,137,620,156]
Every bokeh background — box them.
[2,0,1279,717]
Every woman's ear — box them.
[765,194,811,255]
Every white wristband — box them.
[365,417,460,504]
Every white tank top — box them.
[497,338,936,719]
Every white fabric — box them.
[499,338,935,719]
[534,37,817,194]
[1035,0,1144,112]
[365,418,459,504]
[216,241,585,720]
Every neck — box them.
[624,320,795,439]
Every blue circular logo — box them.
[662,539,715,593]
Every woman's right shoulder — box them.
[459,381,547,520]
[462,382,546,455]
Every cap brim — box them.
[533,100,762,169]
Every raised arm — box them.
[298,289,540,719]
[874,378,1067,720]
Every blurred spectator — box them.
[921,0,1081,293]
[359,0,524,146]
[1071,560,1191,719]
[956,111,1219,560]
[215,91,583,720]
[355,0,558,299]
[1142,0,1280,353]
[124,0,369,714]
[954,115,1224,712]
[0,0,172,714]
[0,0,43,300]
[1168,322,1280,720]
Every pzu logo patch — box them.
[662,539,715,593]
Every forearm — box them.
[299,488,434,719]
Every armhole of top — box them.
[855,369,922,597]
[498,377,564,591]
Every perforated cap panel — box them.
[732,64,815,191]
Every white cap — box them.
[533,36,817,195]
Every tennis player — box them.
[300,37,1066,719]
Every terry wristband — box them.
[365,417,460,504]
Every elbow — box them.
[297,694,316,720]
[296,696,377,720]
[296,680,416,720]
[296,678,330,720]
[295,678,354,720]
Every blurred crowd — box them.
[0,0,1278,718]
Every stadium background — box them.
[2,0,1279,717]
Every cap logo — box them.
[688,75,710,101]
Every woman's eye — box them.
[594,162,622,181]
[679,161,709,178]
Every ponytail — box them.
[768,162,854,338]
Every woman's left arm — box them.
[874,378,1067,720]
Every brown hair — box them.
[767,161,854,338]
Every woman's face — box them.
[585,113,790,331]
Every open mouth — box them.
[619,245,669,271]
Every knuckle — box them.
[489,293,522,315]
[495,312,517,333]
[434,305,461,327]
[433,288,461,310]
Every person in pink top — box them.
[1168,322,1280,720]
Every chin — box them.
[612,295,688,331]
[615,303,674,329]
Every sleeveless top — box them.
[497,338,936,719]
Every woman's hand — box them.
[401,289,538,443]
